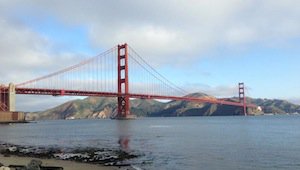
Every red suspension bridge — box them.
[0,43,256,119]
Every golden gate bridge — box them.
[0,43,256,119]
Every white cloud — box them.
[184,83,238,98]
[0,15,85,85]
[2,0,299,65]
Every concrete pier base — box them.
[0,111,25,123]
[0,83,23,123]
[0,83,16,112]
[114,114,137,120]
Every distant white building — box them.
[257,106,262,112]
[66,116,75,120]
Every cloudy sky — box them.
[0,0,300,111]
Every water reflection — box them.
[116,120,131,151]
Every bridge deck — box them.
[15,88,256,108]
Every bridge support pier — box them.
[0,83,16,112]
[116,43,131,119]
[239,82,247,116]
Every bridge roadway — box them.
[15,87,257,108]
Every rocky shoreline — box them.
[0,159,64,170]
[0,142,138,167]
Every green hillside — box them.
[26,93,300,120]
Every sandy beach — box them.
[0,154,116,170]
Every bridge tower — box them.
[0,83,16,112]
[239,82,247,116]
[116,44,130,119]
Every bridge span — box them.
[1,44,257,119]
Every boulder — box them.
[27,160,42,170]
[8,147,17,152]
[0,166,10,170]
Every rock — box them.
[0,142,138,167]
[0,166,10,170]
[0,163,3,166]
[27,160,42,170]
[8,147,17,152]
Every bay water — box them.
[0,115,300,170]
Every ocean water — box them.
[1,115,300,170]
